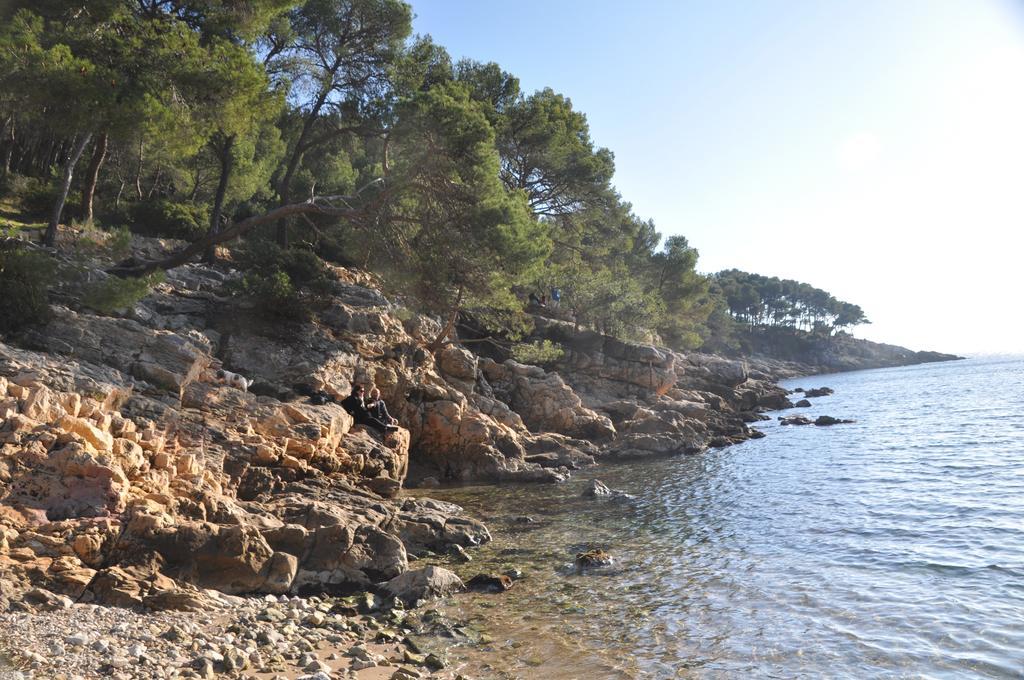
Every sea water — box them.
[421,356,1024,679]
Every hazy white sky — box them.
[413,0,1024,355]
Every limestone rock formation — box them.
[0,238,798,615]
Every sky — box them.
[410,0,1024,355]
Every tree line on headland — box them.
[0,0,869,353]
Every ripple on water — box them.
[426,357,1024,679]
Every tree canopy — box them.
[715,269,870,335]
[0,0,872,355]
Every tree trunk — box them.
[205,136,234,263]
[188,156,202,201]
[78,131,108,223]
[429,286,464,351]
[43,132,92,247]
[134,138,144,200]
[0,115,13,177]
[276,84,332,248]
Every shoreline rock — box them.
[0,235,895,672]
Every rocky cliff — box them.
[0,235,791,621]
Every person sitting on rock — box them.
[367,387,398,427]
[340,384,397,433]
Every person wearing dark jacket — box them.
[340,384,397,432]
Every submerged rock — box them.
[465,573,514,593]
[581,479,635,502]
[582,479,612,497]
[574,549,614,569]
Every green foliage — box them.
[0,244,54,334]
[229,239,334,320]
[129,199,208,240]
[375,80,552,334]
[0,174,63,219]
[647,236,714,349]
[498,88,615,218]
[0,0,871,357]
[236,239,332,291]
[714,269,870,335]
[270,0,414,220]
[511,339,564,366]
[82,272,163,315]
[234,269,307,321]
[104,225,132,258]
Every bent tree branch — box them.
[109,192,380,277]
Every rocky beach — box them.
[0,233,958,679]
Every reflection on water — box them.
[417,357,1024,679]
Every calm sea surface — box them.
[420,356,1024,679]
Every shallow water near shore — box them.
[420,356,1024,678]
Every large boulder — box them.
[27,307,210,397]
[190,524,276,594]
[437,345,478,392]
[382,566,464,607]
[480,359,615,441]
[394,497,491,554]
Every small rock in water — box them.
[575,549,614,569]
[804,387,834,398]
[779,415,813,426]
[794,399,812,408]
[582,479,635,502]
[582,479,612,497]
[814,415,854,426]
[466,574,514,593]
